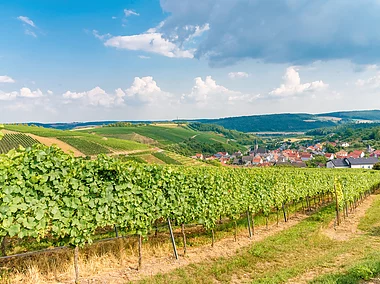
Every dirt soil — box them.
[70,214,309,283]
[27,133,84,157]
[322,195,376,241]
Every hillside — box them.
[10,110,380,133]
[2,124,232,166]
[318,110,380,121]
[78,123,254,156]
[191,113,338,132]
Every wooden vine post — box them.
[234,220,238,241]
[282,203,287,222]
[247,209,252,238]
[1,237,6,256]
[114,225,119,238]
[138,234,142,270]
[167,218,179,260]
[334,184,340,226]
[74,246,79,284]
[181,224,187,255]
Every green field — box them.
[59,137,111,155]
[4,125,151,156]
[82,125,230,146]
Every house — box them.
[300,152,313,161]
[327,157,379,169]
[325,153,335,160]
[336,150,348,158]
[326,159,350,169]
[345,157,379,169]
[348,150,365,158]
[220,157,230,164]
[242,156,253,166]
[314,143,323,151]
[252,156,263,165]
[341,142,350,147]
[307,146,315,151]
[370,150,380,158]
[231,151,242,158]
[193,153,204,159]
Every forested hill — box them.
[317,110,380,121]
[187,110,380,133]
[192,114,337,132]
[7,110,380,133]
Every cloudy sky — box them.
[1,0,380,123]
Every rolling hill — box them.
[6,109,380,133]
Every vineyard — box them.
[0,133,39,154]
[0,144,379,282]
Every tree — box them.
[373,162,380,170]
[325,143,339,153]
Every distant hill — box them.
[190,114,338,132]
[317,110,380,121]
[7,109,380,133]
[184,110,380,133]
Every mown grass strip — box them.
[139,197,380,284]
[152,152,182,165]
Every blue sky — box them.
[1,0,380,122]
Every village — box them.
[192,141,380,169]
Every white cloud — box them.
[125,76,170,104]
[356,73,380,88]
[0,88,45,101]
[19,87,43,98]
[17,16,36,28]
[47,90,53,95]
[104,33,194,58]
[138,55,150,59]
[269,67,328,97]
[0,76,15,83]
[182,76,240,105]
[0,91,17,101]
[25,30,37,38]
[92,30,112,41]
[124,9,140,17]
[112,16,117,20]
[62,77,170,107]
[228,72,249,79]
[63,87,123,107]
[18,16,38,38]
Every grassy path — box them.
[138,194,380,284]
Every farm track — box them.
[287,194,380,284]
[71,213,309,283]
[27,133,85,157]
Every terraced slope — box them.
[0,133,39,153]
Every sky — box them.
[1,0,380,123]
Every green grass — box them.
[4,125,87,137]
[80,125,233,146]
[152,152,182,165]
[85,125,197,145]
[59,137,110,155]
[139,194,380,284]
[310,252,380,283]
[165,151,207,166]
[83,135,151,151]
